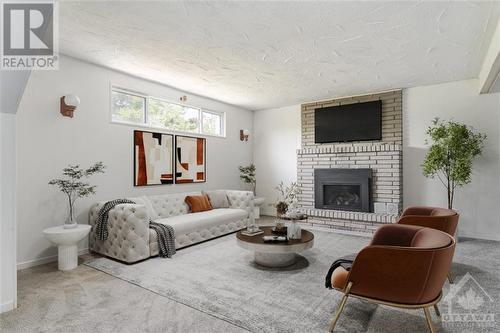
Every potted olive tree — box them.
[422,118,486,209]
[49,162,106,228]
[239,164,256,195]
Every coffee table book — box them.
[241,229,264,236]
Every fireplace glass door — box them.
[323,184,362,211]
[314,168,373,212]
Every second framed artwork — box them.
[175,135,206,183]
[133,130,206,186]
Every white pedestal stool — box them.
[43,224,91,271]
[254,197,266,219]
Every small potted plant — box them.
[272,181,299,230]
[49,162,106,228]
[239,164,256,195]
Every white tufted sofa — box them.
[88,190,254,263]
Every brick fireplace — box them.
[297,90,403,235]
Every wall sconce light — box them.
[60,94,81,118]
[240,129,250,141]
[179,95,187,102]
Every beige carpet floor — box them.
[1,217,499,333]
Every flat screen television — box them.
[314,100,382,143]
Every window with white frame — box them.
[110,87,225,137]
[111,89,146,124]
[202,110,223,136]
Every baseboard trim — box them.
[17,248,89,271]
[458,233,500,242]
[1,300,15,313]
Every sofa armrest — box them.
[89,202,150,263]
[226,190,255,225]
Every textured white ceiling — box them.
[59,1,500,110]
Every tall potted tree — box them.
[422,118,486,209]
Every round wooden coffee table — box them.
[236,226,314,267]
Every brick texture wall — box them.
[297,90,403,235]
[301,90,402,146]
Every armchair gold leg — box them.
[423,307,436,333]
[447,272,454,284]
[329,282,353,332]
[433,304,441,317]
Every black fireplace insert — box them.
[314,169,373,212]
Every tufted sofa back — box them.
[146,192,200,219]
[144,190,255,220]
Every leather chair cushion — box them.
[331,266,350,291]
[410,228,452,248]
[371,224,421,247]
[372,224,452,249]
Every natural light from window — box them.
[202,111,222,136]
[111,87,225,137]
[111,90,146,124]
[149,98,199,133]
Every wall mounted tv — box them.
[314,100,382,143]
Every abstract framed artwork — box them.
[175,135,206,183]
[134,130,174,186]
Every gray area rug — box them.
[86,230,500,333]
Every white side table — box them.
[43,224,91,271]
[254,197,266,219]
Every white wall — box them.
[0,113,17,312]
[16,55,254,268]
[253,105,301,215]
[404,79,500,240]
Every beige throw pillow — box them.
[202,190,230,209]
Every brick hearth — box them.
[297,90,403,235]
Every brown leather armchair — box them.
[329,224,455,333]
[397,206,459,283]
[397,206,459,236]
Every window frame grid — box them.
[148,95,202,134]
[201,109,225,137]
[110,86,148,125]
[109,85,226,138]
